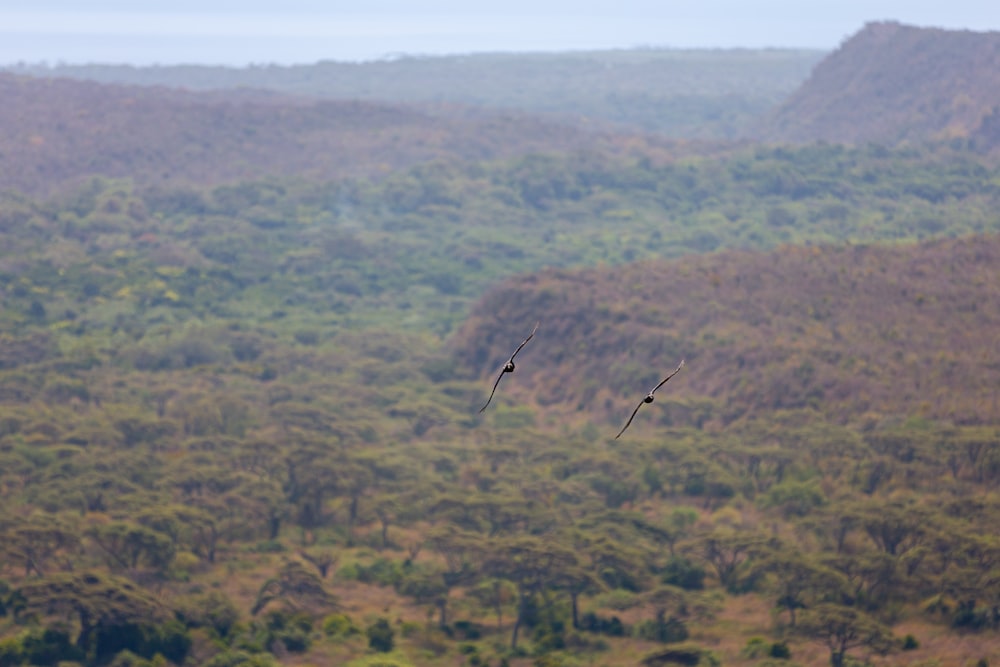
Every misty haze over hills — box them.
[8,21,1000,150]
[7,48,824,139]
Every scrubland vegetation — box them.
[2,25,1000,667]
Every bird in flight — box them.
[614,359,685,439]
[479,322,539,413]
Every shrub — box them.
[366,618,395,653]
[532,619,567,653]
[579,612,627,637]
[769,640,791,658]
[398,621,422,638]
[660,556,706,591]
[177,591,241,639]
[453,620,483,640]
[740,637,769,659]
[901,634,920,650]
[0,636,23,667]
[594,589,640,611]
[19,627,85,666]
[635,616,688,644]
[322,613,359,638]
[203,650,280,667]
[759,480,826,518]
[354,558,405,587]
[250,609,313,655]
[93,620,191,666]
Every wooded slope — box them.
[0,73,640,196]
[452,235,1000,429]
[758,21,1000,150]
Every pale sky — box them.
[2,1,999,66]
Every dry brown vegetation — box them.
[452,235,1000,430]
[758,21,1000,151]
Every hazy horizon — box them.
[2,1,999,66]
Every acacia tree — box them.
[395,567,450,627]
[754,550,848,626]
[252,560,337,616]
[420,526,480,628]
[18,571,168,651]
[481,535,579,649]
[2,513,80,577]
[299,548,338,579]
[86,520,175,575]
[796,603,893,667]
[552,564,605,629]
[136,503,219,562]
[371,493,401,550]
[696,529,766,591]
[467,577,518,629]
[858,500,928,557]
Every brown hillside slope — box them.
[451,235,1000,429]
[0,73,647,196]
[757,21,1000,150]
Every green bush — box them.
[579,612,626,637]
[353,558,406,587]
[258,609,313,654]
[366,618,395,653]
[740,636,769,659]
[453,620,483,640]
[177,591,241,639]
[92,619,192,666]
[769,640,791,658]
[203,650,280,667]
[635,616,688,644]
[0,636,23,667]
[19,627,85,666]
[322,612,360,638]
[660,556,706,591]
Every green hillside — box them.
[3,142,999,337]
[1,137,1000,665]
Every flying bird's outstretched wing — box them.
[614,400,647,440]
[651,360,685,394]
[479,371,507,413]
[614,359,685,439]
[479,322,540,413]
[509,322,539,362]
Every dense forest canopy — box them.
[2,23,1000,667]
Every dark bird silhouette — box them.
[479,322,539,413]
[614,359,685,439]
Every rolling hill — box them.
[7,48,825,139]
[0,73,659,196]
[757,21,1000,151]
[451,234,1000,430]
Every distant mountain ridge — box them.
[6,49,824,139]
[758,21,1000,150]
[0,73,657,196]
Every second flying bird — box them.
[614,359,685,439]
[480,322,539,413]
